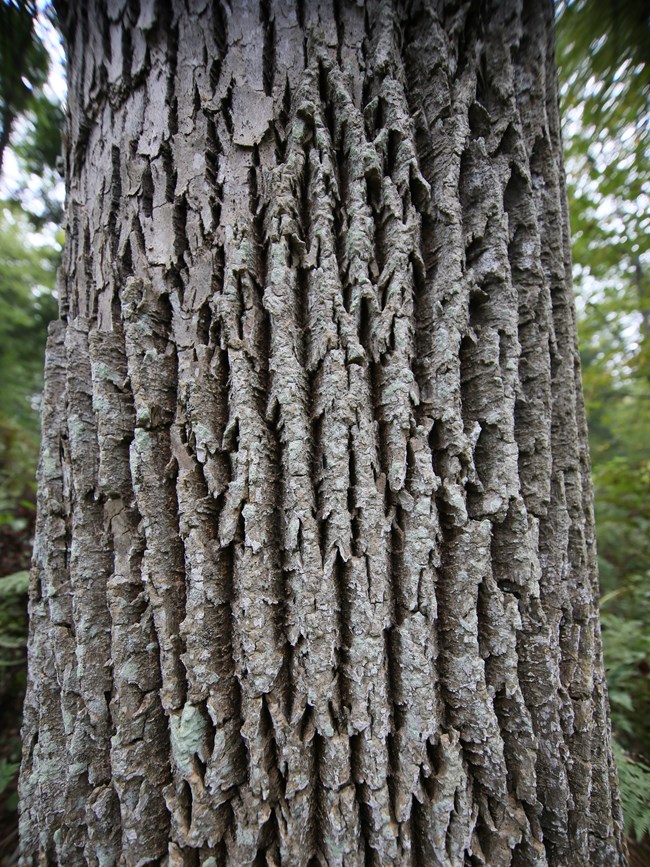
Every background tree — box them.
[18,1,627,865]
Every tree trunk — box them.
[19,1,627,864]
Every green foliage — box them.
[557,0,650,379]
[613,743,650,842]
[0,0,49,173]
[0,572,29,597]
[0,204,59,421]
[13,91,65,226]
[0,204,59,527]
[0,1,64,228]
[0,757,20,796]
[601,582,650,752]
[556,0,649,205]
[13,91,64,177]
[0,571,28,669]
[557,0,649,131]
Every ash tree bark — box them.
[19,0,627,865]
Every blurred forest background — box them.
[0,0,648,862]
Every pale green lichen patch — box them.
[169,703,210,776]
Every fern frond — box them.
[613,741,650,842]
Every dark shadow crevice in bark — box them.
[260,0,275,98]
[221,78,234,138]
[273,76,293,164]
[311,404,326,566]
[253,809,281,866]
[308,729,326,866]
[172,192,189,264]
[107,145,122,260]
[333,549,351,724]
[205,116,223,230]
[268,393,297,724]
[316,62,349,310]
[159,0,178,136]
[218,539,247,786]
[160,138,177,204]
[82,219,94,320]
[350,732,380,867]
[210,0,228,93]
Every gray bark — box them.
[19,1,627,865]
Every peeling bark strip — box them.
[20,1,626,865]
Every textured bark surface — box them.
[19,1,627,865]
